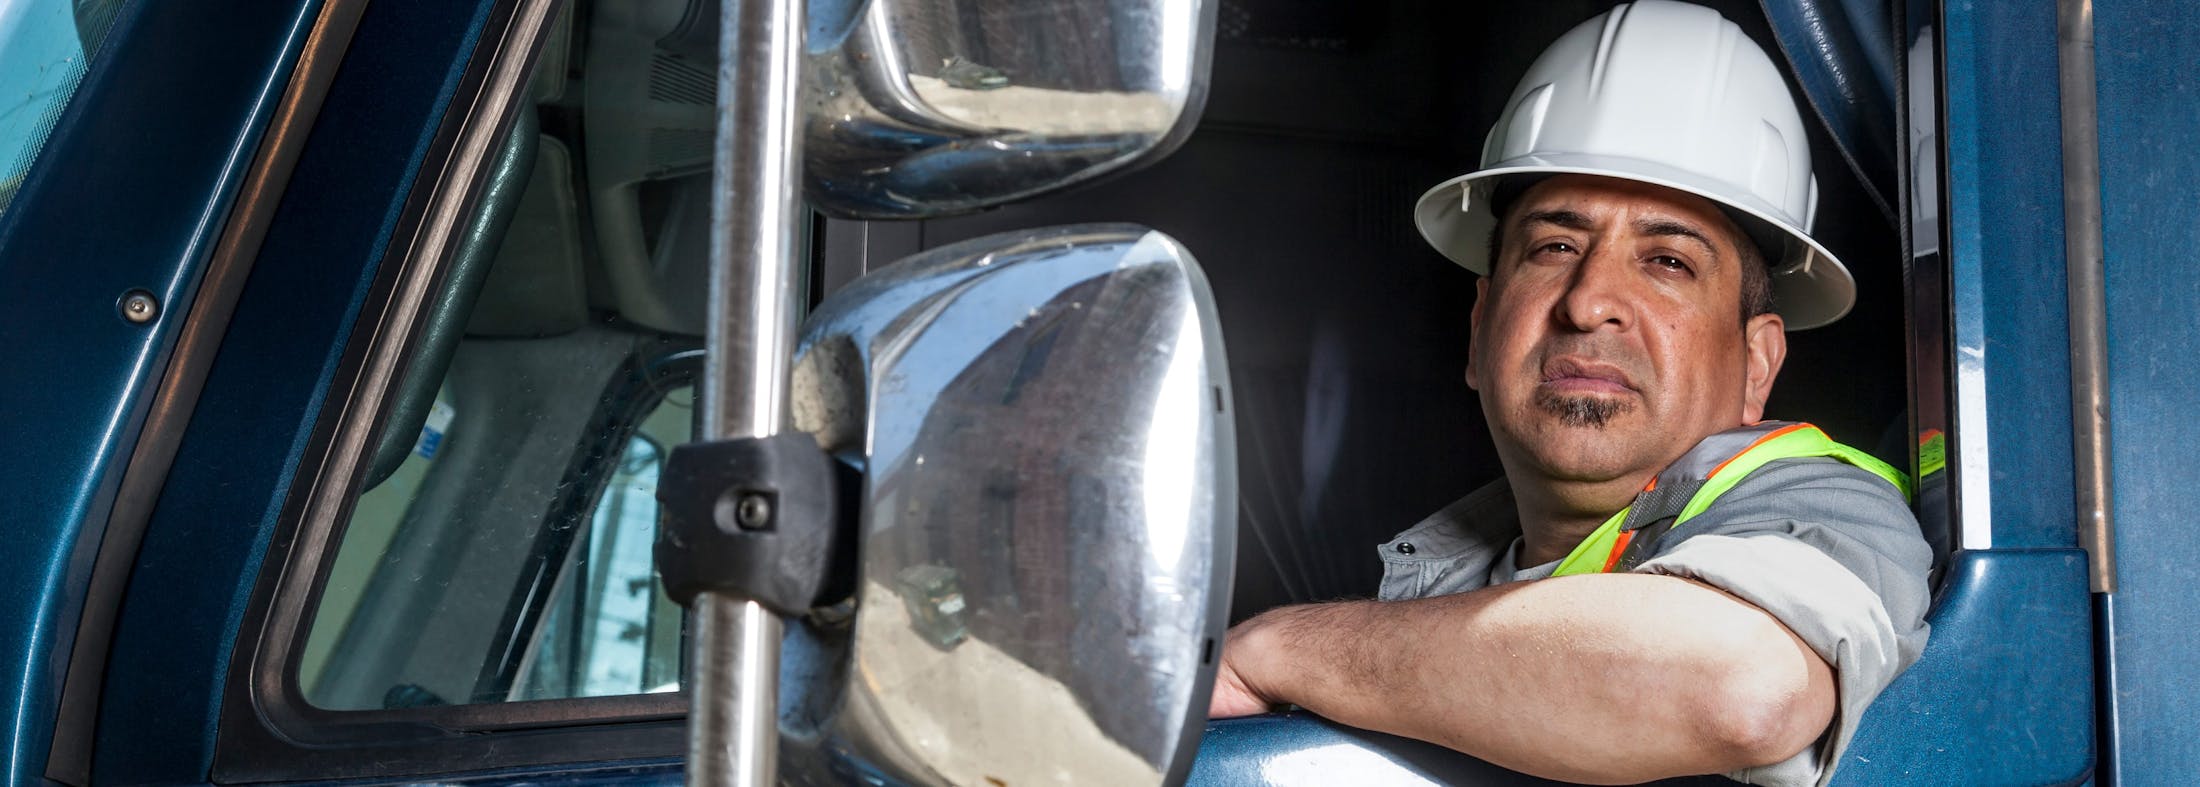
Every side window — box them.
[514,390,690,700]
[288,0,727,712]
[299,379,693,710]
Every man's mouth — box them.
[1538,356,1636,396]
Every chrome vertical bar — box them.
[690,596,782,785]
[2056,0,2116,594]
[692,0,805,780]
[705,0,805,443]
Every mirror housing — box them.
[784,224,1236,785]
[804,0,1217,218]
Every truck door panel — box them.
[0,1,349,783]
[163,0,745,780]
[87,0,587,781]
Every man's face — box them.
[1467,175,1786,492]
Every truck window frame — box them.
[211,0,690,779]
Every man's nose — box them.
[1553,246,1634,332]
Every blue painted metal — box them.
[0,1,323,781]
[1836,549,2094,784]
[88,0,497,780]
[1940,0,2076,550]
[1760,0,1900,222]
[2091,0,2200,777]
[343,760,684,785]
[1192,713,1573,785]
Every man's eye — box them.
[1533,241,1577,256]
[1648,255,1693,273]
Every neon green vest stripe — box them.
[1548,424,1909,577]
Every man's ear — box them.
[1741,311,1787,423]
[1465,276,1490,391]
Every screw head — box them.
[119,290,159,324]
[735,493,773,530]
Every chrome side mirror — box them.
[786,224,1236,785]
[804,0,1217,218]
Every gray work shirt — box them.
[1377,457,1934,787]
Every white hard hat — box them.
[1412,0,1854,329]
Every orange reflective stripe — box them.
[1550,421,1908,578]
[1550,507,1631,578]
[1601,530,1635,573]
[1704,422,1811,480]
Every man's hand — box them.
[1202,574,1835,784]
[1207,655,1271,718]
[1207,604,1338,718]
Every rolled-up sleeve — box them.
[1632,457,1935,787]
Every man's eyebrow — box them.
[1634,217,1721,260]
[1517,208,1593,231]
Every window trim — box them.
[212,0,692,780]
[44,0,367,783]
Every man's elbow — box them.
[1699,649,1837,768]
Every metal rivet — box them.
[1395,542,1416,555]
[119,290,159,324]
[735,493,773,530]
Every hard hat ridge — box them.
[1413,0,1855,330]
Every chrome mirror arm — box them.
[687,0,807,783]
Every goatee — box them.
[1535,390,1632,428]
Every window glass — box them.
[513,389,691,700]
[0,0,121,215]
[301,349,697,710]
[293,0,730,709]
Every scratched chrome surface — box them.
[782,224,1235,786]
[802,0,1215,218]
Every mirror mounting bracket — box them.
[655,433,854,616]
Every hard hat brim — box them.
[1412,154,1855,330]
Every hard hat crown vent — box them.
[1414,0,1855,330]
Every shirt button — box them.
[1395,542,1416,555]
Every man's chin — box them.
[1526,444,1646,484]
[1508,407,1653,483]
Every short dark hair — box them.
[1484,182,1776,326]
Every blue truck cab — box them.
[0,0,2193,783]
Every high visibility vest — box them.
[1548,421,1911,577]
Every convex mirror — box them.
[804,0,1217,218]
[783,224,1236,786]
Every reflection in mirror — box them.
[1902,16,1954,570]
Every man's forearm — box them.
[1217,573,1834,784]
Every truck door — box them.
[42,0,708,782]
[0,1,360,782]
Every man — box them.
[1207,2,1933,785]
